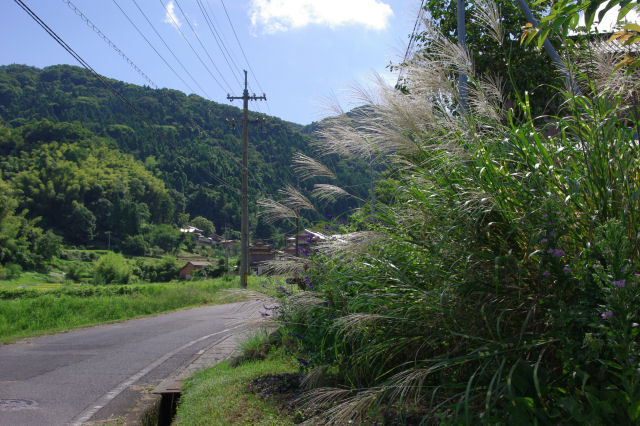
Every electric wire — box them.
[159,0,231,94]
[126,0,213,98]
[218,0,272,114]
[195,0,243,88]
[63,0,262,193]
[15,0,239,194]
[110,0,196,94]
[62,0,157,89]
[397,0,426,86]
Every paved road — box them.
[0,299,266,426]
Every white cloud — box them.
[164,1,182,29]
[250,0,394,34]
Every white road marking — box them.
[69,322,246,425]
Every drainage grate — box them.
[0,399,38,411]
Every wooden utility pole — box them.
[227,70,266,288]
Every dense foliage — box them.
[0,64,367,247]
[278,10,640,424]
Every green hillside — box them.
[0,64,367,248]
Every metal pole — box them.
[227,71,266,288]
[241,71,249,288]
[514,0,580,94]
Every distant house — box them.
[284,229,326,257]
[179,261,214,279]
[180,226,217,246]
[249,240,275,275]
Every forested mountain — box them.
[0,64,367,248]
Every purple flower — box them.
[549,231,556,237]
[547,248,566,258]
[295,334,304,340]
[604,248,612,254]
[601,310,614,319]
[542,271,551,277]
[563,266,571,273]
[296,358,309,367]
[541,238,549,244]
[277,286,291,296]
[323,301,329,307]
[612,280,626,288]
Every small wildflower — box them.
[601,310,614,319]
[551,249,566,258]
[542,271,551,277]
[604,248,612,254]
[563,266,571,273]
[277,285,291,296]
[296,358,309,367]
[540,238,549,244]
[295,334,304,340]
[323,301,329,307]
[612,280,626,288]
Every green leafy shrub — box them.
[277,16,640,424]
[93,252,132,285]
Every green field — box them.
[0,274,287,344]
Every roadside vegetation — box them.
[257,1,640,424]
[174,333,298,426]
[0,242,288,343]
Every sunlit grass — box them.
[174,351,297,426]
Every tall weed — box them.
[279,20,640,424]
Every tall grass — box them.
[279,17,640,425]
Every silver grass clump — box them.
[311,184,360,204]
[261,257,310,275]
[292,152,336,181]
[580,40,640,97]
[278,185,316,211]
[473,0,503,45]
[301,365,330,390]
[299,388,379,425]
[333,313,388,340]
[315,231,386,256]
[468,73,505,122]
[256,198,296,224]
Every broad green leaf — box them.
[537,28,551,49]
[623,23,640,32]
[619,2,638,20]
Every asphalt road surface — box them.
[0,299,266,426]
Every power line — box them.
[126,0,213,98]
[218,0,272,115]
[110,0,196,94]
[15,0,239,195]
[159,0,231,94]
[397,0,426,86]
[64,0,256,193]
[195,0,243,88]
[62,0,157,89]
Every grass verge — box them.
[174,351,298,426]
[0,278,245,343]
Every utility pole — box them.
[224,224,230,275]
[227,70,266,288]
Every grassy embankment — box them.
[0,275,285,344]
[174,342,298,426]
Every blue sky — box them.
[1,0,419,124]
